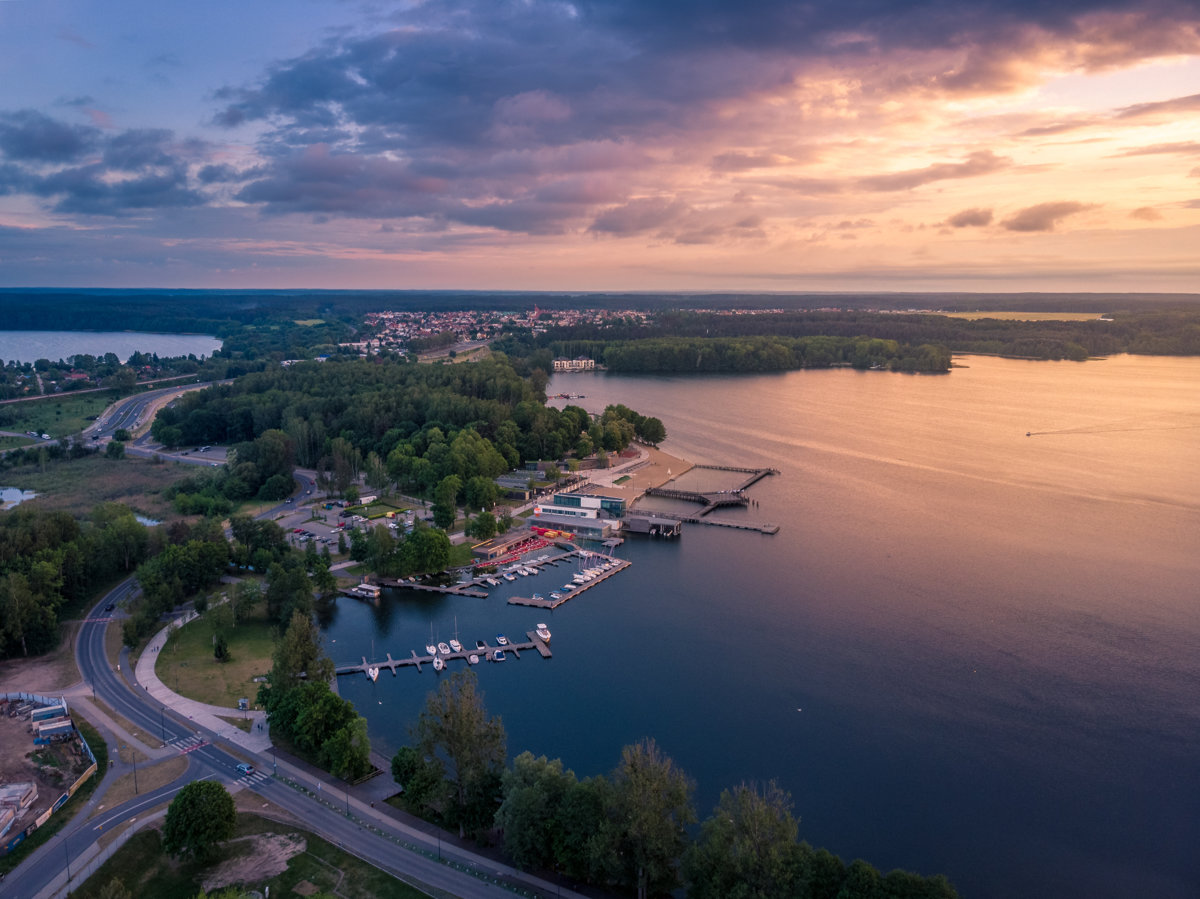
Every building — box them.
[472,531,534,561]
[530,510,615,539]
[547,491,626,517]
[552,356,596,372]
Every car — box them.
[285,497,293,503]
[104,603,115,611]
[236,763,255,776]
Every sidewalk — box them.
[134,609,272,754]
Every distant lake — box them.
[0,330,221,365]
[327,355,1200,899]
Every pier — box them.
[509,555,631,608]
[373,578,489,598]
[637,466,779,533]
[335,629,552,679]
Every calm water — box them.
[0,330,221,365]
[325,355,1200,899]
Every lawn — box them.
[0,435,34,450]
[71,813,430,899]
[156,600,276,709]
[0,453,190,520]
[0,390,118,439]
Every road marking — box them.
[92,775,212,830]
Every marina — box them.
[335,629,552,679]
[636,465,780,534]
[508,556,631,608]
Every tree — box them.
[465,510,497,540]
[105,440,125,459]
[162,781,236,860]
[602,738,696,899]
[97,878,133,899]
[683,781,806,899]
[495,752,576,871]
[412,670,506,838]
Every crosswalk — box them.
[241,769,272,787]
[169,735,209,754]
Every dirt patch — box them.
[201,832,306,892]
[0,623,82,694]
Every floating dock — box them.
[508,555,631,608]
[636,466,780,534]
[335,630,552,678]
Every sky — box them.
[1,0,1199,292]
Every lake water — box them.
[324,355,1200,899]
[0,330,222,365]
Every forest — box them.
[150,356,656,506]
[501,307,1200,365]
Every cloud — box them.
[1002,201,1096,232]
[1130,206,1161,220]
[0,110,98,163]
[1114,141,1200,157]
[1115,91,1200,121]
[591,197,689,235]
[947,207,994,227]
[858,151,1011,192]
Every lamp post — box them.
[271,744,277,775]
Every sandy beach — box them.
[580,443,694,504]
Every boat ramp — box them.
[335,629,552,679]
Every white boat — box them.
[532,592,544,602]
[426,643,437,656]
[493,649,506,662]
[476,639,488,651]
[468,653,479,665]
[536,623,552,642]
[518,568,530,576]
[485,577,500,586]
[367,667,379,682]
[550,592,563,601]
[437,642,450,655]
[562,583,575,591]
[449,638,463,653]
[432,656,445,672]
[503,573,517,581]
[496,634,509,646]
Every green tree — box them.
[162,781,236,860]
[413,670,506,838]
[602,738,696,899]
[683,781,806,899]
[495,752,576,872]
[105,440,125,459]
[465,510,497,540]
[97,878,133,899]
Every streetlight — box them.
[270,744,277,775]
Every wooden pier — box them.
[509,555,631,608]
[335,629,552,679]
[634,466,780,535]
[374,578,489,598]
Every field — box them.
[938,311,1105,321]
[156,599,276,709]
[0,453,188,520]
[72,813,428,899]
[0,390,117,439]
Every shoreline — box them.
[578,442,695,504]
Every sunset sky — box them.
[1,0,1198,291]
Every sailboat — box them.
[449,616,463,654]
[426,622,437,657]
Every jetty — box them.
[373,578,488,598]
[335,629,552,679]
[509,555,631,609]
[638,465,780,534]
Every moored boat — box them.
[437,642,450,655]
[493,649,506,662]
[432,656,445,672]
[496,634,509,646]
[536,622,552,642]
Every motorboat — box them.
[437,642,451,655]
[449,638,463,653]
[476,639,488,651]
[493,649,506,661]
[536,623,552,642]
[496,634,509,646]
[532,593,544,603]
[503,573,517,581]
[367,667,379,682]
[468,653,479,665]
[550,592,563,601]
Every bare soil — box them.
[0,701,93,831]
[0,623,81,695]
[200,832,306,892]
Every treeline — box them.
[600,335,952,373]
[392,672,956,899]
[504,308,1200,363]
[150,357,658,503]
[0,503,155,658]
[160,430,297,516]
[258,611,371,781]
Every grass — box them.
[0,435,34,449]
[0,453,190,520]
[72,813,430,899]
[447,542,475,567]
[0,390,118,438]
[91,755,188,817]
[156,601,275,709]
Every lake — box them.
[324,355,1200,899]
[0,330,222,365]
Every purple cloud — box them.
[1002,201,1095,232]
